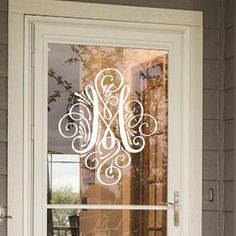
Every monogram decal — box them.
[58,68,158,185]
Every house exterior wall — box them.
[0,0,8,235]
[223,0,234,236]
[0,0,232,235]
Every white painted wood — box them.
[23,21,35,236]
[181,25,202,236]
[9,0,202,27]
[8,13,24,236]
[48,204,168,210]
[8,3,202,236]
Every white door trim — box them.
[33,17,183,236]
[9,0,202,26]
[8,3,202,236]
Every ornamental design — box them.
[58,68,158,185]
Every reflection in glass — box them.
[48,154,80,204]
[48,44,168,205]
[48,209,167,236]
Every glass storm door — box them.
[48,45,169,236]
[32,19,184,236]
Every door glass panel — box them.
[48,209,167,236]
[48,43,168,205]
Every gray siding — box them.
[223,0,234,235]
[0,0,7,235]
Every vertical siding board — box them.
[224,27,234,59]
[0,13,8,44]
[224,88,234,119]
[224,58,234,89]
[223,0,234,235]
[0,0,8,13]
[224,0,233,28]
[224,119,234,150]
[0,110,7,142]
[202,211,219,236]
[0,142,7,175]
[203,90,219,119]
[203,151,218,180]
[0,77,7,110]
[0,1,7,235]
[203,59,220,89]
[224,212,234,236]
[0,220,7,235]
[0,44,7,77]
[224,151,234,181]
[0,175,7,206]
[223,181,234,212]
[203,29,220,59]
[203,120,219,150]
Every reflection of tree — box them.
[51,187,80,227]
[51,186,80,204]
[48,187,80,236]
[48,68,74,111]
[48,45,124,129]
[65,45,124,86]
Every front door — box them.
[27,16,202,236]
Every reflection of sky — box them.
[48,154,80,193]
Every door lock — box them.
[161,191,180,227]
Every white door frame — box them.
[8,1,203,236]
[33,16,182,236]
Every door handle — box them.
[161,191,180,227]
[173,191,180,227]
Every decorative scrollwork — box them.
[58,68,158,185]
